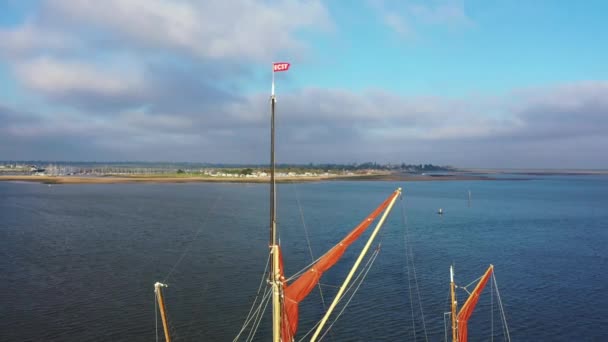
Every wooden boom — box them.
[154,282,171,342]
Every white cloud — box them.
[370,0,473,38]
[0,23,76,57]
[39,0,331,60]
[14,57,144,98]
[406,1,472,26]
[2,79,608,167]
[383,13,413,37]
[1,1,607,168]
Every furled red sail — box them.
[281,190,400,341]
[456,265,494,342]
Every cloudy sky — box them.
[1,0,607,168]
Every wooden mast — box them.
[450,265,458,342]
[154,282,172,342]
[269,67,282,342]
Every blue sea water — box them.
[1,176,607,341]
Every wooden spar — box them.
[310,188,402,342]
[269,86,282,342]
[270,91,277,254]
[154,282,171,342]
[271,244,281,342]
[450,266,458,342]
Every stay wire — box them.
[462,275,483,292]
[317,248,381,341]
[163,191,224,283]
[297,247,380,342]
[400,200,417,341]
[315,191,396,341]
[400,197,429,342]
[233,252,271,341]
[491,271,494,342]
[492,274,511,342]
[246,288,273,342]
[443,288,452,342]
[291,182,329,310]
[286,193,394,283]
[163,191,224,340]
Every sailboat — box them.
[243,61,402,342]
[153,62,510,342]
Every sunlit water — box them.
[1,177,607,341]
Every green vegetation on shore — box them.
[0,161,453,178]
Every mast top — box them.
[450,265,454,283]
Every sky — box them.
[1,0,607,168]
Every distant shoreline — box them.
[460,168,608,175]
[0,174,508,184]
[5,168,607,184]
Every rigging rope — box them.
[492,273,511,342]
[317,248,381,341]
[400,199,429,342]
[162,191,224,283]
[246,288,272,342]
[284,196,394,283]
[291,183,329,310]
[297,246,381,342]
[402,206,417,341]
[233,252,271,341]
[409,232,429,342]
[313,191,394,342]
[443,312,450,342]
[461,274,484,295]
[286,255,322,282]
[292,182,339,342]
[286,189,396,283]
[491,272,494,342]
[157,190,223,340]
[443,284,452,342]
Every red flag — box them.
[273,62,290,72]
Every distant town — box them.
[0,161,454,178]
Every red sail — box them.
[281,190,400,341]
[456,265,494,342]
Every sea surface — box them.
[1,176,607,341]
